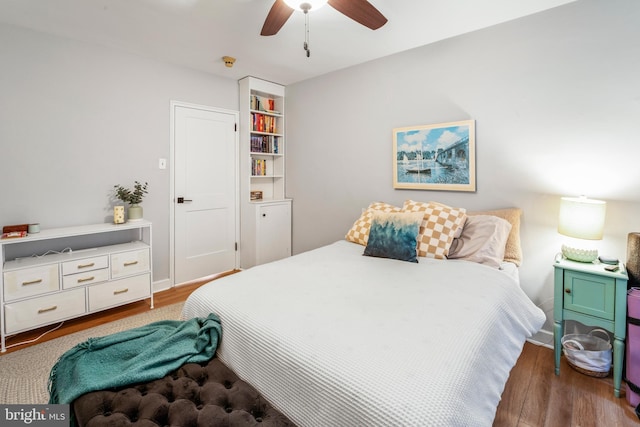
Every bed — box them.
[181,202,546,426]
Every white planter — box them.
[128,205,143,222]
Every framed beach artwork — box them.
[393,120,476,192]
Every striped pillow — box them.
[401,200,467,259]
[345,202,402,246]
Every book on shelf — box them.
[251,113,277,133]
[250,94,279,114]
[1,231,27,239]
[251,159,267,176]
[2,224,28,233]
[251,135,280,154]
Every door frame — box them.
[169,100,240,287]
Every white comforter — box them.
[181,240,545,426]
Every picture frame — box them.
[393,119,476,192]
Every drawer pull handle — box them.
[123,261,139,267]
[38,305,58,314]
[114,288,129,295]
[22,279,43,286]
[565,288,571,294]
[77,262,95,269]
[77,276,95,283]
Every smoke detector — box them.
[222,56,236,68]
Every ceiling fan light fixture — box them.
[283,0,328,12]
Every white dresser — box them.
[0,221,153,352]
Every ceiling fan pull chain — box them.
[304,9,311,57]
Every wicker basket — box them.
[566,358,610,378]
[562,329,612,378]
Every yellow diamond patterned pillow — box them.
[402,200,467,259]
[345,202,402,246]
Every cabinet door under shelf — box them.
[256,202,292,265]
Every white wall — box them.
[285,0,640,337]
[0,24,238,286]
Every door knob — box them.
[177,197,193,204]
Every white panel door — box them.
[174,105,238,284]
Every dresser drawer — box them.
[3,264,60,302]
[88,273,150,312]
[62,255,109,276]
[563,270,615,320]
[111,248,150,279]
[4,288,86,334]
[62,268,109,289]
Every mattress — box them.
[181,240,545,426]
[499,261,520,283]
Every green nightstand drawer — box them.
[563,270,615,320]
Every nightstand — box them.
[553,257,628,397]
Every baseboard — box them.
[153,278,172,293]
[527,329,554,349]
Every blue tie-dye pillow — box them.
[363,211,423,263]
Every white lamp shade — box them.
[558,196,606,240]
[283,0,328,11]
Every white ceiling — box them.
[0,0,576,85]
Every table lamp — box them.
[558,196,606,262]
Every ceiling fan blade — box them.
[328,0,387,30]
[261,0,294,36]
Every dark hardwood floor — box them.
[495,342,639,426]
[3,274,639,426]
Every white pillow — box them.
[448,215,512,269]
[468,208,523,266]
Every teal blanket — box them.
[48,313,221,405]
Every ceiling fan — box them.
[261,0,387,39]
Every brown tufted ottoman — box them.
[73,357,296,427]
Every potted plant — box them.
[113,181,148,222]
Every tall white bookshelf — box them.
[239,77,292,268]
